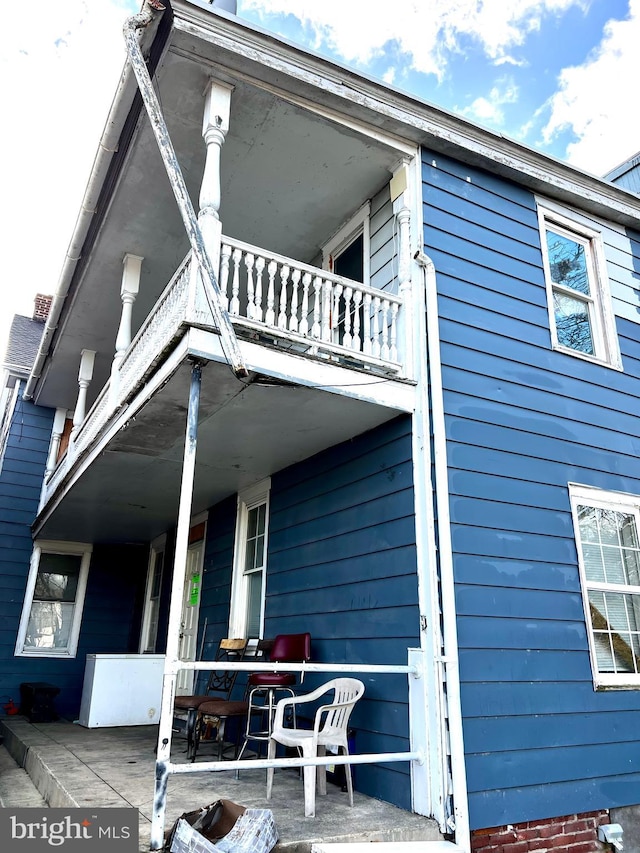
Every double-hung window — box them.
[229,479,270,639]
[538,204,620,369]
[15,541,92,658]
[570,484,640,688]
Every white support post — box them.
[70,349,96,442]
[189,79,234,321]
[408,648,431,818]
[151,361,203,851]
[396,203,413,376]
[45,408,68,477]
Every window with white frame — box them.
[229,479,270,640]
[0,380,20,474]
[570,484,640,688]
[15,541,92,657]
[538,205,621,369]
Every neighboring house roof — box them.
[2,315,46,376]
[604,150,640,194]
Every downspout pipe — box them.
[123,2,248,380]
[414,249,471,851]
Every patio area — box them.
[0,716,446,852]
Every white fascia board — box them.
[171,2,640,229]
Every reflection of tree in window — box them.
[546,229,594,355]
[25,553,81,650]
[578,504,640,674]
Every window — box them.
[15,541,91,657]
[140,535,166,654]
[323,201,370,285]
[538,205,621,369]
[323,203,370,347]
[570,484,640,688]
[229,479,270,639]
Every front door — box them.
[176,540,204,695]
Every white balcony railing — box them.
[41,237,406,507]
[218,236,402,370]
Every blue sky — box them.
[1,0,639,355]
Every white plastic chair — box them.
[266,677,365,817]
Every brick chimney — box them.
[33,293,53,323]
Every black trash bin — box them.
[19,682,60,723]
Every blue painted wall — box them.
[422,149,640,829]
[200,416,420,809]
[0,385,148,718]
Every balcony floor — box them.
[0,717,444,852]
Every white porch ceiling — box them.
[36,357,405,543]
[36,43,405,413]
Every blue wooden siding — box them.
[422,149,640,830]
[0,385,148,717]
[200,416,419,809]
[370,184,397,294]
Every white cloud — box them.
[461,80,519,126]
[540,0,640,175]
[241,0,586,80]
[0,0,137,356]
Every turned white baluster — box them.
[321,279,332,341]
[266,261,277,326]
[245,253,255,319]
[311,276,322,339]
[372,295,381,358]
[230,248,241,315]
[352,289,362,353]
[390,302,399,362]
[219,243,231,310]
[363,292,372,355]
[300,273,311,336]
[381,298,391,360]
[254,256,265,322]
[278,265,290,329]
[332,284,343,343]
[45,408,68,477]
[340,287,351,348]
[289,269,301,332]
[71,349,96,441]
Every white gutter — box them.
[414,249,470,852]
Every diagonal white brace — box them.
[123,2,248,380]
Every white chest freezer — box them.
[78,654,164,727]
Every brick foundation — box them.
[470,811,610,853]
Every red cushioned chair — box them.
[237,632,311,762]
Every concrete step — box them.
[0,743,48,808]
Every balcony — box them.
[40,236,410,516]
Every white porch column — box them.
[110,253,143,406]
[71,349,96,440]
[189,79,233,319]
[390,160,414,378]
[45,408,68,477]
[113,253,143,371]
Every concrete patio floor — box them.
[0,716,447,852]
